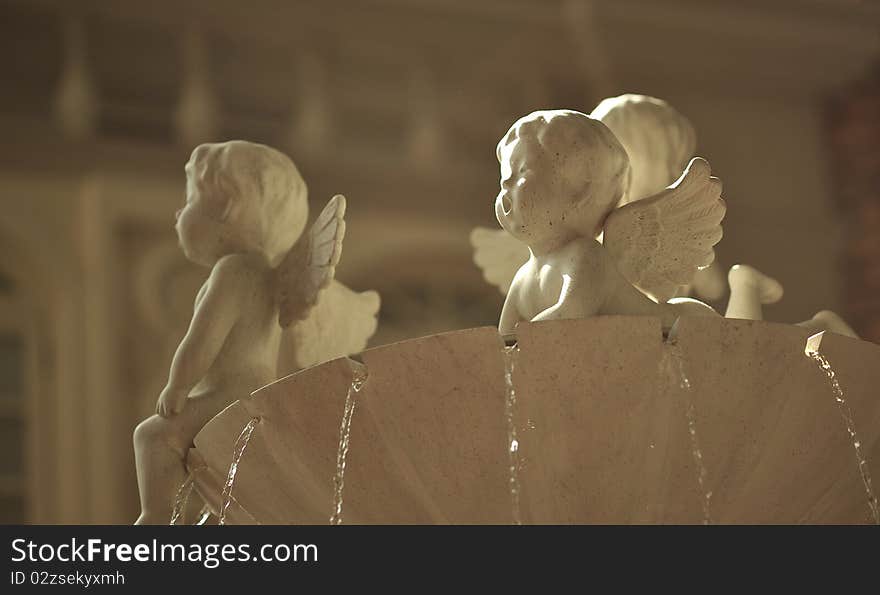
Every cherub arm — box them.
[531,274,576,323]
[531,271,608,323]
[156,255,248,417]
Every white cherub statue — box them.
[475,96,857,338]
[472,94,725,303]
[133,141,380,524]
[491,108,723,335]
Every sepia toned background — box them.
[0,0,878,524]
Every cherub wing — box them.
[276,194,346,327]
[470,227,530,294]
[603,157,726,303]
[277,281,380,374]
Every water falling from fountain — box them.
[503,344,523,526]
[195,505,212,526]
[684,400,712,525]
[169,474,194,525]
[664,341,713,525]
[330,363,369,525]
[218,417,260,526]
[805,332,879,525]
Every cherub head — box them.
[590,94,696,205]
[495,109,629,251]
[177,141,308,267]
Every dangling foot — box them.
[728,264,784,304]
[800,310,859,339]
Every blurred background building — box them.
[0,0,878,523]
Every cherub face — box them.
[495,111,629,252]
[175,148,234,266]
[495,132,572,249]
[177,141,310,267]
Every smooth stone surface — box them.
[188,316,880,524]
[191,326,510,524]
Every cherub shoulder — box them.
[206,253,272,295]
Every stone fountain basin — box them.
[185,316,880,524]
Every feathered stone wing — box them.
[603,157,726,303]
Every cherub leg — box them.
[133,414,190,525]
[724,264,784,320]
[796,310,859,339]
[134,390,241,524]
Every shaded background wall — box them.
[0,0,878,523]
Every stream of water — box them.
[503,345,523,526]
[665,344,713,525]
[169,474,194,525]
[805,334,879,524]
[330,364,369,525]
[194,504,212,526]
[218,417,260,526]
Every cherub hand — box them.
[156,385,189,417]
